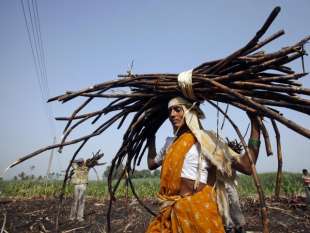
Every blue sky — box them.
[1,0,309,180]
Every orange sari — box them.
[146,132,224,233]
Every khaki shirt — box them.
[71,163,89,184]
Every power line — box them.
[20,0,63,173]
[32,0,56,136]
[20,0,44,97]
[20,0,56,137]
[33,0,50,98]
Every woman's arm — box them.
[232,115,262,175]
[147,136,161,170]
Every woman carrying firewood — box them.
[146,96,262,233]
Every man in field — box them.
[69,158,89,222]
[302,169,310,206]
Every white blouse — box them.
[154,136,209,184]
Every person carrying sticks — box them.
[146,94,262,233]
[69,151,105,222]
[69,158,89,222]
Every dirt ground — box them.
[0,196,309,233]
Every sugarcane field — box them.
[1,1,310,233]
[0,174,310,232]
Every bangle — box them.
[248,138,261,148]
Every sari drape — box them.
[146,132,224,233]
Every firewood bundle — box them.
[44,7,309,178]
[85,150,105,168]
[8,7,309,233]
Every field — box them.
[0,172,309,232]
[0,172,305,198]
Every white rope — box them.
[177,69,196,100]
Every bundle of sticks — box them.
[8,7,309,233]
[226,138,244,154]
[85,150,105,168]
[68,150,105,181]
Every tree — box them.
[29,165,35,172]
[56,172,63,180]
[153,169,160,177]
[136,169,151,178]
[103,164,124,179]
[131,169,155,178]
[18,171,27,180]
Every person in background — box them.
[302,169,310,206]
[69,158,89,222]
[224,170,246,233]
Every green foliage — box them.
[131,169,160,178]
[103,164,124,179]
[103,165,160,180]
[131,169,152,178]
[0,180,67,197]
[237,172,304,197]
[115,178,160,198]
[0,172,304,199]
[154,170,160,177]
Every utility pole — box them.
[46,136,56,178]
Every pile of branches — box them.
[68,150,105,180]
[8,7,309,233]
[85,150,105,168]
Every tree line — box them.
[10,165,159,181]
[103,164,160,179]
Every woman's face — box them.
[168,105,185,130]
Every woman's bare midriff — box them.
[179,178,215,197]
[179,166,216,196]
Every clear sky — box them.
[1,0,309,180]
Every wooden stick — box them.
[271,119,283,200]
[207,100,269,233]
[203,78,310,138]
[206,6,281,74]
[257,120,273,156]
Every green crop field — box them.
[0,172,304,199]
[237,172,304,197]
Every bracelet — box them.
[248,138,261,148]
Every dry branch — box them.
[271,119,283,200]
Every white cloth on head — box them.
[168,96,192,109]
[177,69,196,100]
[168,97,205,119]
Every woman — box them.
[146,96,261,233]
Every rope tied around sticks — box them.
[177,69,197,100]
